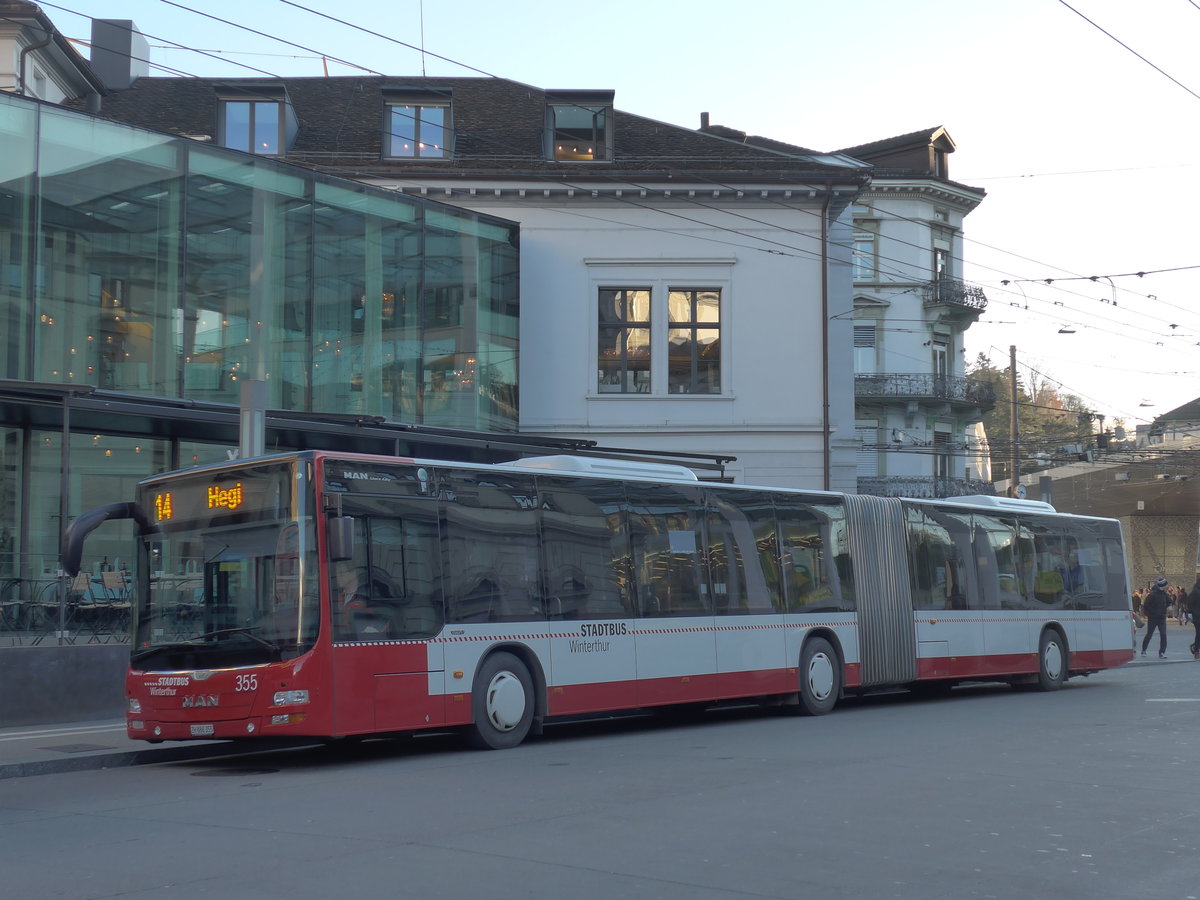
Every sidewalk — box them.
[0,719,305,780]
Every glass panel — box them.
[420,105,447,157]
[421,211,480,427]
[179,439,234,468]
[439,469,540,623]
[625,482,707,617]
[597,288,651,393]
[27,431,170,582]
[0,97,35,380]
[906,505,972,610]
[387,105,448,159]
[537,476,632,619]
[134,462,319,664]
[223,101,250,152]
[0,428,19,579]
[389,105,418,156]
[775,495,850,611]
[667,289,720,394]
[252,101,279,154]
[974,515,1027,610]
[184,150,306,407]
[35,107,183,394]
[332,492,444,640]
[551,104,607,160]
[706,490,781,614]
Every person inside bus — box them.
[333,561,395,639]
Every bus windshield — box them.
[133,460,320,669]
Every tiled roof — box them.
[81,76,867,183]
[837,127,953,158]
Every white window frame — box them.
[585,259,732,398]
[851,221,878,282]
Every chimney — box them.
[700,111,710,129]
[90,19,149,91]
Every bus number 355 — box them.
[235,674,258,692]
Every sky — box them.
[39,0,1200,430]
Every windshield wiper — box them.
[192,626,282,654]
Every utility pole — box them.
[1009,345,1019,492]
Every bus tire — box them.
[467,652,535,750]
[1036,629,1067,691]
[798,637,840,716]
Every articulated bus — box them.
[64,450,1133,749]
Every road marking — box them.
[1146,698,1200,703]
[0,724,126,743]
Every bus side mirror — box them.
[328,516,355,562]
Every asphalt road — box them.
[2,659,1198,900]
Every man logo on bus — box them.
[207,482,244,511]
[181,695,219,708]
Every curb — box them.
[0,738,310,781]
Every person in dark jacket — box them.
[1142,577,1171,658]
[1186,579,1200,659]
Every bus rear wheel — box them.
[468,652,535,750]
[798,637,840,716]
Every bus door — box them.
[906,504,981,679]
[1058,524,1121,655]
[328,480,446,735]
[706,491,788,696]
[627,481,716,706]
[972,514,1032,675]
[538,476,637,715]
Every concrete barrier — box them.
[0,645,127,727]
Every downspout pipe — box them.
[18,31,54,96]
[820,188,832,491]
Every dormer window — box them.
[217,87,297,155]
[546,90,613,162]
[384,91,451,159]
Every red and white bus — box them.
[64,450,1133,749]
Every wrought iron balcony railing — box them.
[922,278,988,312]
[856,476,997,499]
[854,373,996,409]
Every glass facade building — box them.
[0,91,519,621]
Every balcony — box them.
[857,475,996,499]
[854,373,996,411]
[922,279,987,315]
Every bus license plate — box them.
[190,724,215,737]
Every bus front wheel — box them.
[798,637,841,716]
[1036,629,1067,691]
[468,652,535,750]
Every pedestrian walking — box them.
[1186,579,1200,659]
[1141,577,1171,658]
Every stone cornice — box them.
[365,178,864,203]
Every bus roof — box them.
[500,455,699,481]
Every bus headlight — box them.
[272,689,309,706]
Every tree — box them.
[966,353,1099,482]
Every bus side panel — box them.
[331,643,440,735]
[548,619,637,715]
[635,620,717,706]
